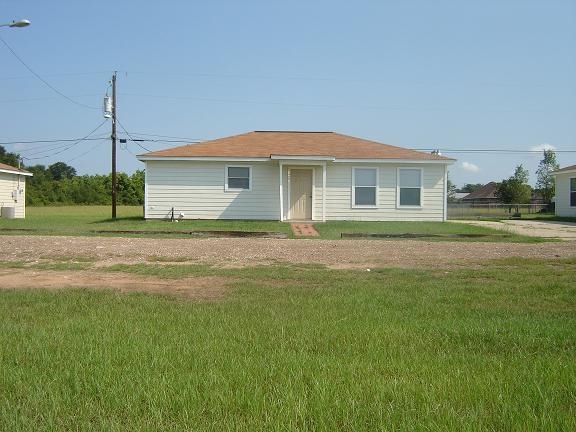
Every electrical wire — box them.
[116,120,151,152]
[0,35,99,110]
[120,131,202,142]
[67,140,106,164]
[416,149,576,154]
[21,119,109,161]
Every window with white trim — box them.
[570,178,576,207]
[398,168,422,206]
[353,167,377,207]
[225,166,251,191]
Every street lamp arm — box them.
[0,19,31,28]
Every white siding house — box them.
[138,131,455,222]
[552,165,576,217]
[0,162,33,219]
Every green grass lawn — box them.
[0,205,543,241]
[1,258,575,431]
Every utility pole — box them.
[111,71,117,219]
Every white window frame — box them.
[225,165,252,192]
[397,168,423,208]
[570,177,576,207]
[352,167,378,208]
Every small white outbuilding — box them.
[552,165,576,217]
[0,162,33,219]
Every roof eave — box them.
[334,158,455,165]
[137,156,270,162]
[270,155,336,161]
[0,168,33,176]
[552,168,576,176]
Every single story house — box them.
[0,162,33,219]
[552,164,576,217]
[137,131,455,222]
[460,182,500,206]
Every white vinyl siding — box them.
[143,160,449,221]
[352,167,378,207]
[553,172,576,217]
[144,161,279,220]
[398,168,422,207]
[0,172,27,219]
[323,164,445,221]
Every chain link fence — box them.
[448,203,550,220]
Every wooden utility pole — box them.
[111,71,117,219]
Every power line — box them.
[417,149,576,154]
[121,131,203,141]
[0,35,99,110]
[21,120,109,161]
[67,140,106,164]
[116,120,151,152]
[1,137,103,146]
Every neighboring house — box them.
[460,182,500,206]
[0,162,33,219]
[552,165,576,217]
[137,131,455,222]
[452,192,470,202]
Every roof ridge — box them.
[253,130,333,134]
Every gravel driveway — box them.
[2,235,575,297]
[455,220,576,241]
[3,235,576,269]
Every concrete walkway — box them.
[455,219,576,240]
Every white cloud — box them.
[531,143,556,153]
[461,161,479,172]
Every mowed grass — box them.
[1,258,575,431]
[0,206,294,237]
[0,205,541,241]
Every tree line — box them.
[448,150,559,205]
[1,146,144,206]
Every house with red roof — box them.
[137,131,455,221]
[0,162,33,219]
[552,165,576,217]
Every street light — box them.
[0,19,31,28]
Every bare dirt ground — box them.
[1,235,575,298]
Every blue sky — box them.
[1,0,574,188]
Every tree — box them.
[447,175,457,202]
[512,164,529,184]
[535,149,559,204]
[0,145,21,168]
[496,164,532,210]
[48,162,77,181]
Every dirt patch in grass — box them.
[0,269,231,300]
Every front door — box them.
[289,169,313,220]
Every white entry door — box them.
[289,169,313,220]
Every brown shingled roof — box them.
[461,182,500,201]
[139,131,453,161]
[553,164,576,173]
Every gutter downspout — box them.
[443,164,448,221]
[279,161,284,221]
[322,162,327,222]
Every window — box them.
[226,166,251,191]
[398,168,422,206]
[571,178,576,207]
[353,168,377,207]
